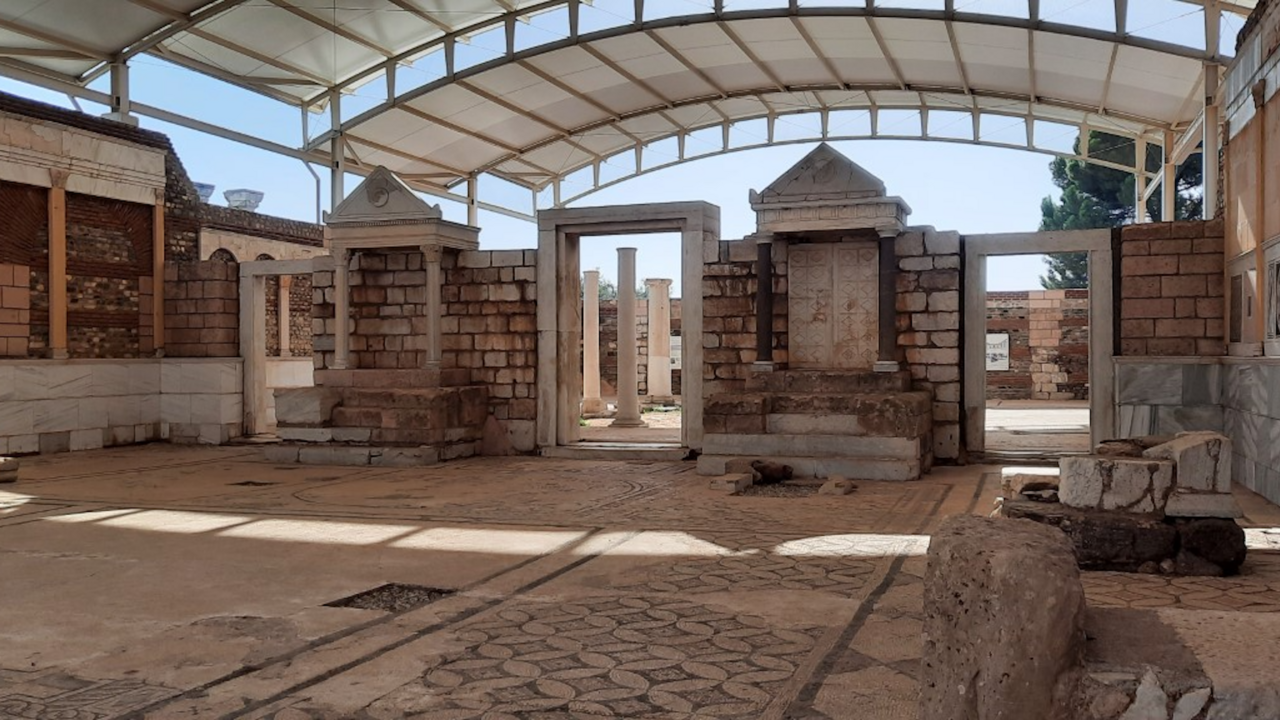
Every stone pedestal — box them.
[611,248,645,427]
[645,277,674,403]
[582,270,605,415]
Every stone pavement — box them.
[0,447,1277,719]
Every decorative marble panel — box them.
[788,242,878,370]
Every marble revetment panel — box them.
[787,242,879,370]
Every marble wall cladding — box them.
[0,358,242,455]
[1114,360,1224,438]
[1222,361,1280,503]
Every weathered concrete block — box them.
[275,388,341,425]
[1143,431,1231,493]
[1059,455,1175,513]
[923,515,1085,720]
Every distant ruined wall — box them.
[596,297,683,398]
[985,290,1090,401]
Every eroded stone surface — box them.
[922,515,1085,720]
[1060,455,1176,513]
[1144,432,1232,493]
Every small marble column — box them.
[332,247,351,369]
[582,270,605,415]
[278,275,292,357]
[423,245,442,367]
[611,248,645,427]
[874,232,900,372]
[753,234,774,370]
[645,278,674,402]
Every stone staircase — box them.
[267,370,488,466]
[698,369,933,480]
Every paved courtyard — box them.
[1,446,1278,719]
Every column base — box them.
[751,361,777,373]
[582,397,607,415]
[51,349,68,360]
[873,360,901,373]
[610,417,648,428]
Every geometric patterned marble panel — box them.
[788,242,878,370]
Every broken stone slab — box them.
[709,473,754,494]
[1118,669,1169,720]
[1059,455,1175,514]
[1164,490,1242,519]
[1001,466,1060,497]
[1095,435,1172,458]
[819,476,857,495]
[1143,431,1232,494]
[922,515,1085,720]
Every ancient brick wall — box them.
[263,275,313,358]
[442,250,538,431]
[986,290,1090,400]
[0,263,30,357]
[1118,220,1225,356]
[311,249,537,440]
[595,297,683,397]
[896,228,962,461]
[702,239,787,399]
[163,260,239,357]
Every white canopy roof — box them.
[0,0,1247,212]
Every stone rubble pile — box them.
[1001,431,1247,576]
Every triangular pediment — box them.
[754,143,886,203]
[326,166,443,225]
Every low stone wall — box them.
[986,289,1089,400]
[163,260,239,357]
[1222,359,1280,503]
[1118,220,1225,357]
[0,357,242,454]
[1114,358,1223,437]
[897,228,962,461]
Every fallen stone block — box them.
[922,515,1085,720]
[1143,431,1231,493]
[1059,455,1175,514]
[1095,436,1170,457]
[751,459,793,485]
[1177,518,1246,573]
[1001,466,1059,497]
[1002,500,1178,572]
[819,476,857,495]
[709,473,753,494]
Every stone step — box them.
[313,367,471,388]
[264,442,480,466]
[745,369,911,394]
[338,385,488,409]
[541,442,688,462]
[765,413,930,438]
[697,453,921,481]
[702,432,922,459]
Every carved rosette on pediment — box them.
[324,166,479,252]
[749,143,910,238]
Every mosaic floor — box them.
[0,446,1276,719]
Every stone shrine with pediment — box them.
[699,144,935,480]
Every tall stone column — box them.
[278,275,292,357]
[611,248,645,427]
[332,247,351,369]
[48,171,68,359]
[753,234,774,370]
[422,245,442,368]
[582,270,605,415]
[645,278,674,402]
[875,232,900,372]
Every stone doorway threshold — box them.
[982,400,1091,461]
[540,442,688,461]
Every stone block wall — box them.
[702,238,787,398]
[163,260,239,357]
[596,297,683,397]
[311,249,538,451]
[0,263,31,357]
[264,275,314,357]
[986,290,1089,400]
[896,228,962,461]
[442,250,537,449]
[1119,220,1225,356]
